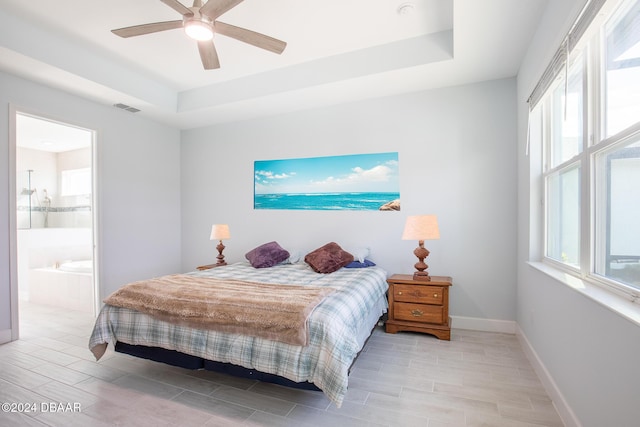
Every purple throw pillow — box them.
[245,241,290,268]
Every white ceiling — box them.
[0,0,548,133]
[16,113,92,153]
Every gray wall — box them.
[0,71,182,340]
[0,68,518,342]
[517,0,640,425]
[181,78,518,324]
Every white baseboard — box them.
[450,315,517,334]
[0,329,12,345]
[516,325,581,427]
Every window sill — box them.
[527,261,640,327]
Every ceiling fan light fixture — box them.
[184,20,214,41]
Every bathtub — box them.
[28,260,94,314]
[58,259,93,273]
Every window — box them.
[604,0,640,137]
[546,165,581,268]
[534,0,640,296]
[61,168,91,196]
[543,53,585,270]
[550,57,584,168]
[594,139,640,288]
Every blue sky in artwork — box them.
[254,152,399,195]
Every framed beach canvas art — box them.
[254,152,400,211]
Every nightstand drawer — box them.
[393,302,444,324]
[393,284,444,305]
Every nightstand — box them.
[196,263,226,271]
[385,274,452,340]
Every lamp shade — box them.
[210,224,230,240]
[401,215,440,240]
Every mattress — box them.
[89,261,388,407]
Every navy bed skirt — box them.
[114,342,321,391]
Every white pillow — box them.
[290,250,303,263]
[345,247,370,263]
[282,250,302,264]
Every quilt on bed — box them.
[88,262,388,407]
[102,274,335,346]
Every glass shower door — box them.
[17,169,35,229]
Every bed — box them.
[89,251,388,407]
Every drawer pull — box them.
[398,291,402,295]
[411,309,423,317]
[433,293,438,298]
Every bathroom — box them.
[16,113,97,315]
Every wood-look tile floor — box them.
[0,303,564,426]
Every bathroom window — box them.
[61,168,91,196]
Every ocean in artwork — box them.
[254,152,400,210]
[254,192,400,211]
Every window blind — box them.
[527,0,608,109]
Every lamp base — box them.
[412,241,431,281]
[413,271,431,281]
[216,240,227,266]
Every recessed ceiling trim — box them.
[178,31,454,113]
[0,7,177,110]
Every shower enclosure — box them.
[17,168,90,230]
[17,169,53,229]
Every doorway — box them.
[11,111,98,338]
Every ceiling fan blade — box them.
[200,0,244,20]
[160,0,194,17]
[198,40,221,69]
[112,20,184,38]
[215,21,286,54]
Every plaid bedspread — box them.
[89,262,388,407]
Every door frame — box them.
[9,105,100,340]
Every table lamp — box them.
[210,224,230,266]
[401,215,440,280]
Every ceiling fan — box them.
[111,0,287,70]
